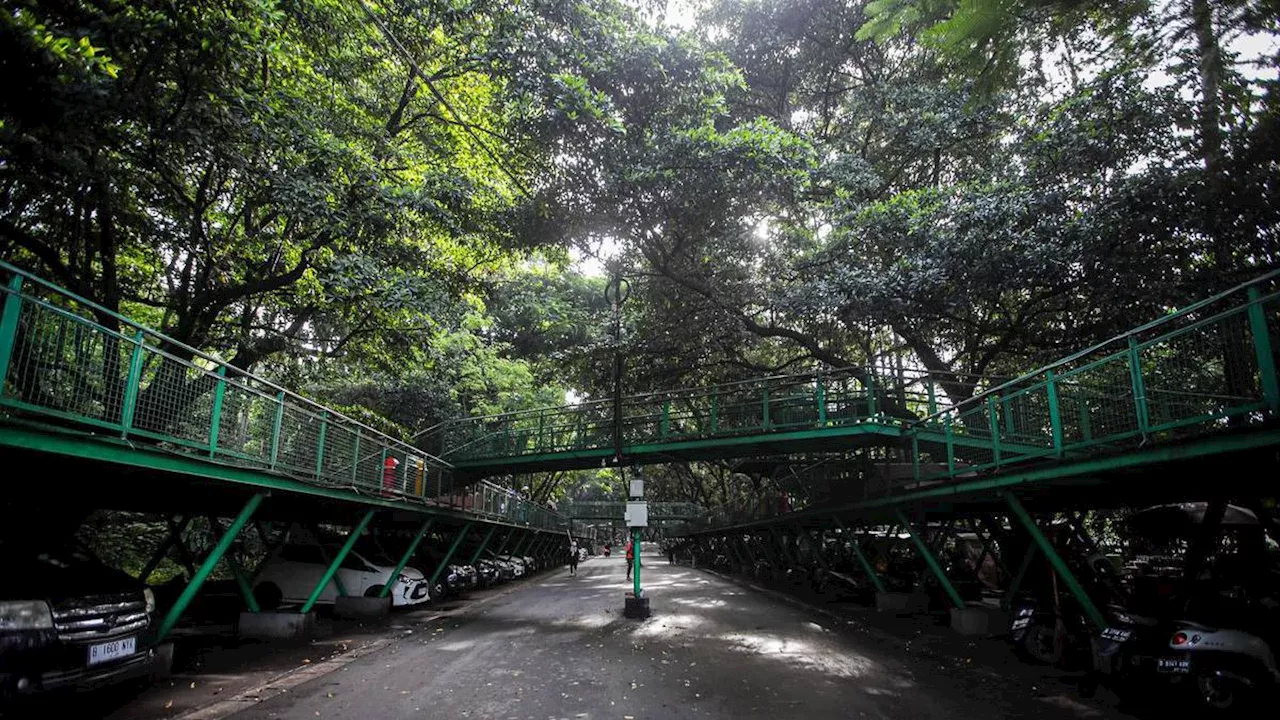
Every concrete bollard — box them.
[335,595,392,621]
[238,611,316,640]
[949,606,1009,636]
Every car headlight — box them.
[144,587,156,614]
[0,600,54,630]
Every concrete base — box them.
[623,594,651,619]
[335,595,391,621]
[949,606,1008,636]
[875,591,929,614]
[238,611,316,640]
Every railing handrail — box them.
[913,268,1280,425]
[0,260,450,470]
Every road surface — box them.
[219,550,1113,720]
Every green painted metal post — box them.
[269,391,285,469]
[157,493,264,640]
[988,395,1002,465]
[1046,370,1064,456]
[118,329,146,436]
[429,523,473,586]
[1003,544,1039,611]
[896,510,966,609]
[926,380,938,416]
[379,517,435,598]
[866,374,877,417]
[944,416,956,476]
[632,527,641,598]
[139,515,190,583]
[1004,493,1106,630]
[314,411,328,479]
[762,383,771,430]
[206,517,259,613]
[0,275,24,395]
[491,528,516,557]
[1127,337,1150,436]
[209,366,227,457]
[468,526,498,565]
[835,520,886,594]
[1248,287,1279,412]
[710,388,719,433]
[815,375,827,427]
[301,510,375,614]
[537,410,546,451]
[510,531,535,557]
[661,399,670,439]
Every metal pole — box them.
[205,517,259,613]
[138,515,190,583]
[157,493,264,640]
[301,510,376,614]
[1003,493,1106,630]
[632,527,641,598]
[835,520,886,594]
[0,275,24,391]
[895,509,966,609]
[379,516,435,598]
[430,523,473,586]
[468,526,498,565]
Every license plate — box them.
[1101,627,1132,642]
[88,636,136,665]
[1011,617,1032,630]
[1156,656,1190,674]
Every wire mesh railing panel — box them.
[214,384,276,465]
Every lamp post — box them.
[606,267,648,618]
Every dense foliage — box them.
[3,0,1277,515]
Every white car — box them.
[252,542,430,609]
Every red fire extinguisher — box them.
[382,456,401,496]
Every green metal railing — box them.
[563,500,703,521]
[422,364,991,463]
[0,262,565,530]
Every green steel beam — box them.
[468,526,498,565]
[380,517,435,598]
[1004,544,1039,611]
[206,516,259,613]
[139,515,190,584]
[491,527,517,557]
[118,329,145,436]
[209,367,227,456]
[1004,493,1106,630]
[301,510,375,614]
[835,520,885,594]
[895,510,966,609]
[166,515,199,577]
[429,523,473,586]
[312,525,350,597]
[157,493,264,640]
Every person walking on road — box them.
[568,539,579,576]
[625,539,635,580]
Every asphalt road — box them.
[230,552,1110,720]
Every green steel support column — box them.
[816,373,827,425]
[537,410,545,451]
[206,517,259,613]
[311,527,350,597]
[632,527,641,598]
[895,510,966,609]
[661,399,670,438]
[209,366,227,457]
[301,510,375,614]
[315,411,328,479]
[429,523,473,586]
[139,515,190,583]
[510,530,535,557]
[926,380,938,416]
[1003,397,1016,435]
[491,528,516,557]
[769,528,800,567]
[379,517,435,598]
[1248,287,1280,412]
[1003,544,1038,611]
[118,329,146,436]
[158,493,264,640]
[269,392,285,469]
[1004,493,1106,630]
[710,388,719,433]
[944,417,956,476]
[988,396,1002,465]
[835,520,885,594]
[1046,370,1064,456]
[0,275,24,391]
[1127,337,1150,437]
[1078,401,1093,442]
[866,374,877,417]
[468,526,498,565]
[762,383,771,430]
[911,436,921,483]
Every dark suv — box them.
[1,542,173,698]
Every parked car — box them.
[1,541,172,698]
[252,541,430,610]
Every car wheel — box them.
[364,585,384,598]
[254,582,282,612]
[1196,671,1250,712]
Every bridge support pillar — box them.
[301,510,376,614]
[380,516,435,598]
[1004,493,1106,630]
[158,492,265,641]
[896,509,966,610]
[429,522,473,589]
[835,520,886,595]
